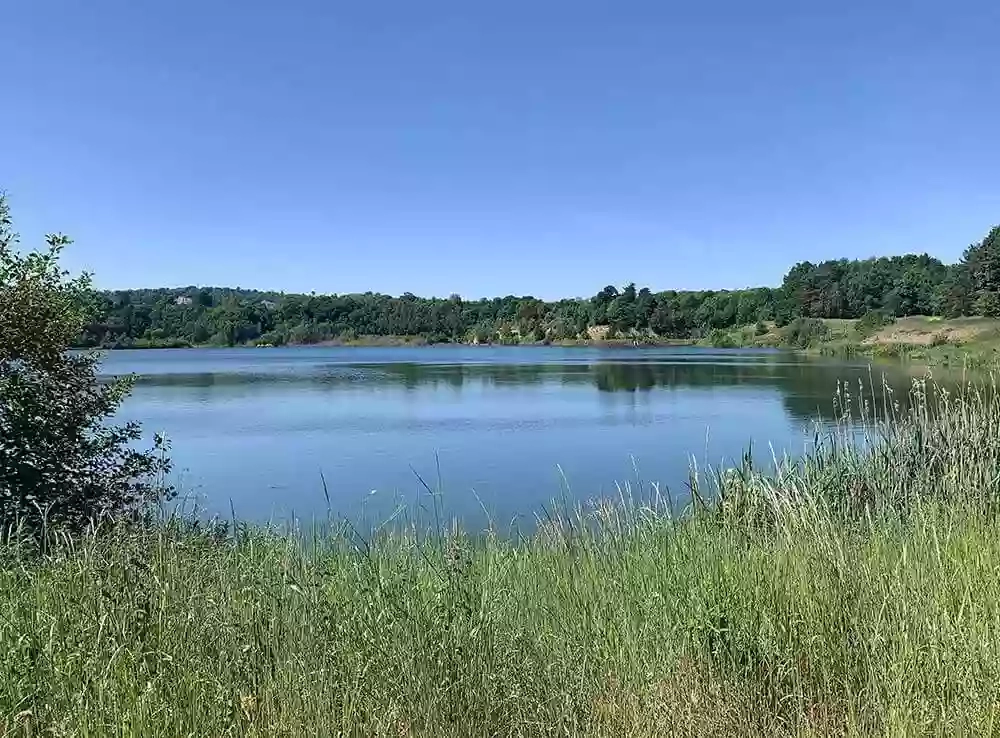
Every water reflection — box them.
[130,357,930,423]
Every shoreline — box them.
[76,316,1000,369]
[80,335,704,351]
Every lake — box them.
[100,346,925,529]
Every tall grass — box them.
[5,375,1000,736]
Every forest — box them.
[79,225,1000,348]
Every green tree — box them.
[938,266,973,318]
[649,302,673,336]
[590,285,618,325]
[635,287,655,330]
[0,195,171,533]
[965,226,1000,295]
[889,266,935,316]
[973,291,1000,318]
[606,295,636,333]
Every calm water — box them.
[99,347,923,528]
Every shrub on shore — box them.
[780,317,831,348]
[0,195,171,534]
[854,310,895,339]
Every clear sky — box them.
[4,1,999,298]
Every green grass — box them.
[6,376,1000,735]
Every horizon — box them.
[5,1,999,298]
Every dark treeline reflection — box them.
[131,358,938,423]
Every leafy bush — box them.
[286,323,322,345]
[972,291,1000,318]
[709,328,738,348]
[871,343,907,359]
[854,310,895,339]
[780,317,830,348]
[469,323,496,345]
[0,195,171,533]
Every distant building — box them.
[261,300,278,310]
[174,295,194,306]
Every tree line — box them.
[80,225,1000,348]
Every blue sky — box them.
[4,1,999,298]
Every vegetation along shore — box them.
[79,226,1000,361]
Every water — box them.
[100,346,924,528]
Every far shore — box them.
[85,335,702,350]
[79,316,1000,368]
